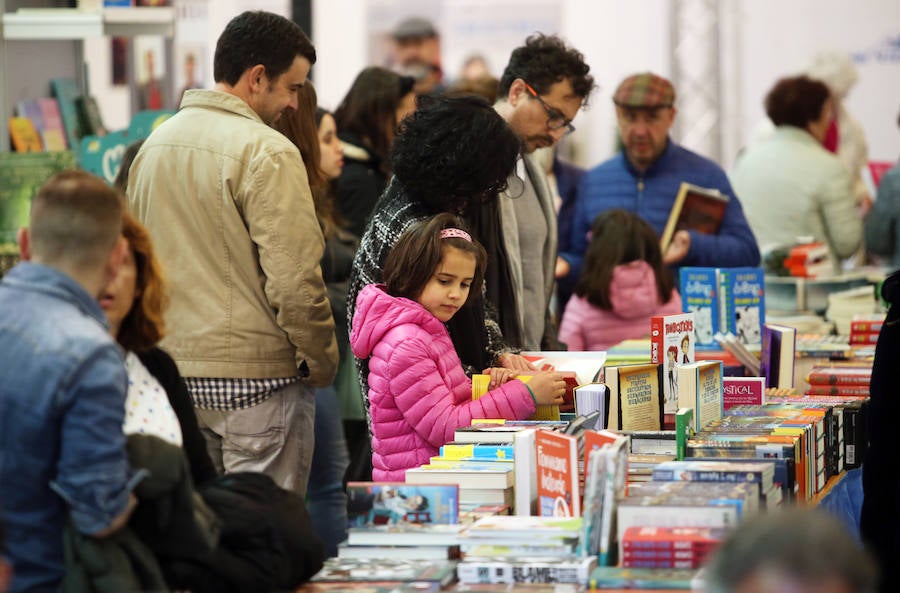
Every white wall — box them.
[310,0,899,170]
[86,0,899,168]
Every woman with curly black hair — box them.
[347,94,534,477]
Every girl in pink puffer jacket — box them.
[350,214,566,481]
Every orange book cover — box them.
[8,117,43,152]
[534,429,580,518]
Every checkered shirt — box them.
[186,376,299,411]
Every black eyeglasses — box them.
[524,82,575,135]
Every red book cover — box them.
[849,332,879,345]
[621,526,726,549]
[650,312,696,415]
[534,429,580,518]
[850,318,884,333]
[806,366,872,386]
[805,385,870,397]
[722,377,766,411]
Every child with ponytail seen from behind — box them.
[351,213,567,481]
[558,209,682,351]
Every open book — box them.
[660,182,729,253]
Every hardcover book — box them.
[650,311,696,414]
[49,77,84,150]
[8,117,43,152]
[718,267,765,347]
[346,482,459,526]
[806,365,872,386]
[679,267,720,350]
[534,429,580,517]
[606,363,665,431]
[676,361,724,432]
[659,182,729,254]
[760,323,797,390]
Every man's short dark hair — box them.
[498,33,595,103]
[213,11,316,86]
[765,75,830,129]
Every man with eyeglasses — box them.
[490,33,595,351]
[559,72,759,287]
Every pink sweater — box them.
[558,260,683,351]
[350,284,536,481]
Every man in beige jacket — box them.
[127,11,337,496]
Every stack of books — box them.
[805,363,872,397]
[848,313,885,347]
[620,525,726,569]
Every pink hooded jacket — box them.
[558,260,683,351]
[350,284,536,481]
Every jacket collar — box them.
[621,137,674,178]
[2,262,109,328]
[180,89,265,125]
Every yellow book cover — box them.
[616,363,664,431]
[472,373,560,421]
[8,117,43,152]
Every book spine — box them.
[650,316,664,364]
[806,373,871,386]
[850,320,883,333]
[805,386,870,396]
[651,468,766,484]
[457,559,594,584]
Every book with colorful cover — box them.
[679,267,720,350]
[850,314,885,333]
[651,460,775,490]
[675,408,694,461]
[718,267,765,347]
[723,377,766,411]
[760,323,797,389]
[8,117,43,152]
[659,182,729,254]
[37,98,68,151]
[621,525,726,550]
[534,429,580,517]
[346,482,459,526]
[676,360,723,432]
[651,311,696,414]
[439,442,514,460]
[589,566,697,590]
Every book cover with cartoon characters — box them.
[650,311,696,414]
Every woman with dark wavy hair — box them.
[333,67,416,237]
[348,94,532,472]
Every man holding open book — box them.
[559,72,759,284]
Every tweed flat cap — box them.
[391,17,438,41]
[613,72,675,108]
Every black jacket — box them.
[335,132,388,238]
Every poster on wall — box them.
[366,0,561,94]
[133,35,169,111]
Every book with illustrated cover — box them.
[760,323,797,389]
[650,312,696,414]
[309,557,457,587]
[8,117,43,152]
[535,429,580,517]
[37,98,68,151]
[456,555,596,585]
[718,267,765,347]
[346,483,459,526]
[660,182,729,254]
[676,360,723,432]
[651,460,775,491]
[679,267,720,350]
[723,377,766,411]
[439,442,514,460]
[606,363,665,431]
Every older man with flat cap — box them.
[559,72,759,284]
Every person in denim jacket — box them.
[0,171,140,593]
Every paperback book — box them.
[676,360,724,432]
[650,311,696,414]
[535,429,581,517]
[679,267,720,349]
[346,482,459,526]
[456,555,597,585]
[310,557,457,588]
[718,267,765,347]
[606,363,666,430]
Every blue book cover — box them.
[346,482,459,526]
[679,267,720,350]
[718,267,765,347]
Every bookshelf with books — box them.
[0,0,175,154]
